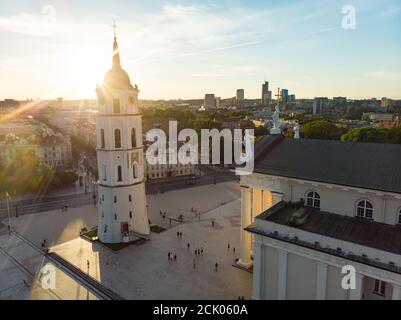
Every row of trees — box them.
[300,118,401,144]
[0,149,78,195]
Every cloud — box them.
[365,70,401,80]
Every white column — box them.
[238,187,253,268]
[392,284,401,300]
[349,273,364,300]
[253,189,263,217]
[271,192,283,207]
[251,239,264,300]
[277,249,288,300]
[315,262,328,300]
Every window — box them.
[117,166,122,182]
[102,194,104,201]
[114,129,121,148]
[100,129,105,148]
[356,200,373,219]
[104,225,107,233]
[102,165,107,181]
[113,98,120,113]
[114,213,117,220]
[131,128,137,148]
[129,211,132,219]
[374,280,386,296]
[129,195,132,202]
[133,164,138,179]
[398,209,401,225]
[114,196,117,203]
[306,191,320,209]
[128,96,135,104]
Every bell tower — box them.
[95,26,150,243]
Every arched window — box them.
[133,163,138,179]
[100,129,105,148]
[102,165,107,181]
[113,98,120,113]
[306,191,320,209]
[114,129,121,148]
[356,200,373,219]
[114,195,117,203]
[117,166,122,182]
[397,208,401,225]
[129,211,132,219]
[129,195,132,202]
[131,128,137,148]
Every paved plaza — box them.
[0,181,252,299]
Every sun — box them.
[67,47,109,94]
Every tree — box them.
[300,119,345,140]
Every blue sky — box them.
[0,0,400,100]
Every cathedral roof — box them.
[254,136,401,194]
[103,29,134,90]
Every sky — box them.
[0,0,400,100]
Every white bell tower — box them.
[95,26,150,243]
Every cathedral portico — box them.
[238,173,284,269]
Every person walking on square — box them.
[174,254,177,261]
[212,220,215,228]
[228,243,230,251]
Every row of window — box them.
[111,97,136,114]
[102,164,139,182]
[305,191,401,223]
[100,128,137,149]
[100,194,134,204]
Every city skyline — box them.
[0,0,401,101]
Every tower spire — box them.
[112,21,120,66]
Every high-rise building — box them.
[236,89,245,101]
[204,94,216,110]
[95,29,150,243]
[313,97,329,115]
[215,97,221,109]
[281,89,289,102]
[261,81,270,106]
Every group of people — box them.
[167,251,177,262]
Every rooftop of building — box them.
[254,135,401,194]
[246,201,401,274]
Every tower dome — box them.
[104,66,133,90]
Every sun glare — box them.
[67,47,109,94]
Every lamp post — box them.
[6,192,11,234]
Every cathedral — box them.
[95,28,150,243]
[239,123,401,300]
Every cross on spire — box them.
[275,88,281,104]
[112,21,120,66]
[113,20,117,40]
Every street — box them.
[0,166,237,220]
